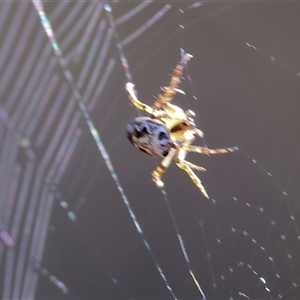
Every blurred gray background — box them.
[0,1,299,299]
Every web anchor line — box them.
[32,1,177,299]
[162,189,207,300]
[246,42,300,78]
[104,3,181,299]
[105,3,207,299]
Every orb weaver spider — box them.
[126,50,236,199]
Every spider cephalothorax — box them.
[127,117,171,157]
[125,51,236,199]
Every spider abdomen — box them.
[126,117,171,158]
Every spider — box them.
[126,51,236,199]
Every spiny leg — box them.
[175,136,209,198]
[179,160,206,172]
[126,82,172,119]
[125,82,158,115]
[152,148,178,188]
[195,128,204,138]
[152,51,193,110]
[173,132,207,172]
[181,145,236,155]
[176,158,209,199]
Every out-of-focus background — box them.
[0,1,300,299]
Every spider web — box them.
[0,1,299,300]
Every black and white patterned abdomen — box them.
[126,117,171,157]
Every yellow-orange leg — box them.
[152,52,193,111]
[175,158,209,199]
[182,145,236,155]
[178,160,206,172]
[152,148,178,188]
[175,137,209,199]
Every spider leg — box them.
[152,51,193,110]
[126,82,155,115]
[173,133,209,198]
[179,160,206,172]
[181,145,236,155]
[195,128,204,138]
[126,82,171,119]
[175,153,209,199]
[152,148,178,188]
